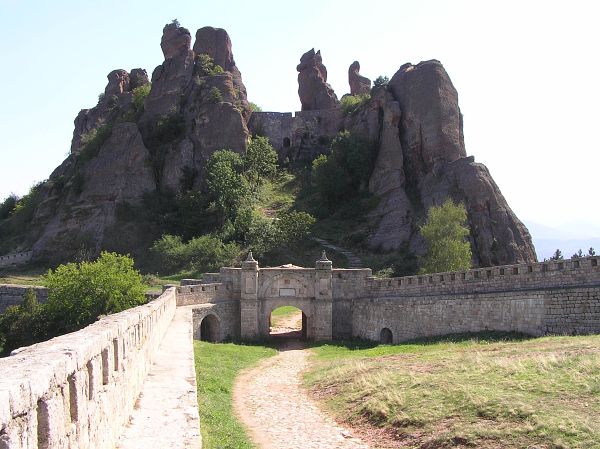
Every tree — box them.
[589,247,596,256]
[373,75,389,87]
[0,289,48,355]
[249,102,262,112]
[244,136,278,191]
[206,149,250,221]
[419,199,472,273]
[44,252,146,333]
[549,249,564,260]
[572,249,584,259]
[0,194,18,219]
[275,211,316,246]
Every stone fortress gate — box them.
[177,252,600,344]
[2,252,600,448]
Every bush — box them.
[150,234,240,274]
[419,199,472,274]
[275,211,315,246]
[249,102,262,112]
[340,93,370,115]
[44,252,146,333]
[373,75,389,88]
[132,83,151,111]
[209,87,223,104]
[244,136,278,191]
[0,194,18,219]
[206,150,251,222]
[196,54,224,77]
[79,124,113,162]
[0,289,48,355]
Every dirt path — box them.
[270,310,302,336]
[233,341,370,449]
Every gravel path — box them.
[233,341,370,449]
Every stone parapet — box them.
[0,288,177,449]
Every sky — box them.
[0,0,599,239]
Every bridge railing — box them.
[0,288,177,449]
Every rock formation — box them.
[22,21,250,263]
[346,60,536,265]
[297,49,339,110]
[4,23,535,267]
[348,61,371,95]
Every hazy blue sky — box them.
[1,0,598,232]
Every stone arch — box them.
[380,327,393,344]
[268,305,308,340]
[199,314,220,342]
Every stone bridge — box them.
[2,253,600,448]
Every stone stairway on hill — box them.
[312,237,363,268]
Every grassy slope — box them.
[194,341,277,449]
[305,334,600,449]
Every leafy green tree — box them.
[275,211,315,246]
[0,289,48,355]
[132,83,151,111]
[244,136,278,191]
[184,235,240,273]
[572,249,584,259]
[373,75,390,87]
[340,93,370,115]
[44,252,146,333]
[249,102,262,112]
[206,150,250,222]
[589,247,596,256]
[0,194,18,219]
[419,200,472,273]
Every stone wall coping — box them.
[0,288,177,435]
[0,283,46,290]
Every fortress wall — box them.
[0,251,33,269]
[351,285,600,343]
[364,257,600,297]
[0,288,177,449]
[191,302,240,341]
[351,291,546,342]
[176,283,221,306]
[0,284,48,313]
[332,269,372,339]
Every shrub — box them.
[249,102,262,112]
[244,136,278,191]
[150,234,187,272]
[79,124,113,162]
[373,75,389,88]
[0,289,48,355]
[340,93,370,115]
[209,87,223,104]
[196,54,224,77]
[44,252,146,333]
[419,199,472,274]
[132,83,151,111]
[275,211,315,246]
[0,194,18,219]
[206,150,251,221]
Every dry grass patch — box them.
[305,334,600,449]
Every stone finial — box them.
[245,251,256,262]
[318,250,329,262]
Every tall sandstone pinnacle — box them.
[347,60,536,265]
[348,61,371,95]
[297,49,339,111]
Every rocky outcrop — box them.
[347,60,536,265]
[348,61,371,95]
[297,49,339,111]
[160,22,192,59]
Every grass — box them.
[305,333,600,449]
[270,305,302,330]
[0,268,45,286]
[194,341,277,449]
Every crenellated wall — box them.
[0,251,33,269]
[0,288,177,449]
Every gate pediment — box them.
[258,270,315,299]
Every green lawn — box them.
[194,341,277,449]
[305,333,600,449]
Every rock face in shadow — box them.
[297,49,339,111]
[23,21,250,263]
[346,60,536,265]
[348,61,371,95]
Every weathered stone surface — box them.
[389,60,466,179]
[129,68,149,89]
[348,61,371,95]
[297,49,339,111]
[104,69,130,96]
[160,21,192,59]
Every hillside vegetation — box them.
[305,334,600,449]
